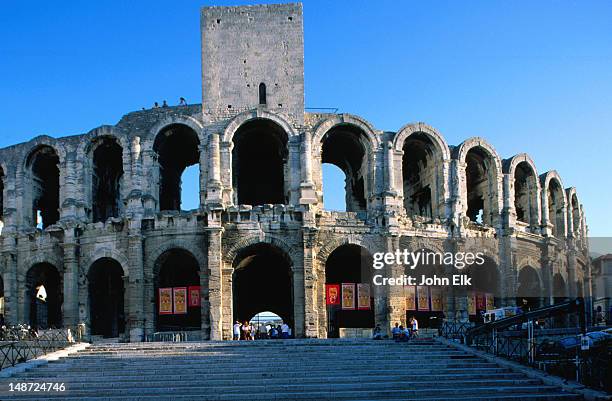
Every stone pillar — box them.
[567,251,577,299]
[299,131,317,205]
[302,228,319,337]
[62,228,79,328]
[385,236,405,333]
[207,225,224,340]
[2,250,17,325]
[206,133,223,206]
[127,225,145,342]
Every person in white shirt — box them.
[233,321,241,340]
[280,323,290,339]
[410,317,419,338]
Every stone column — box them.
[207,225,224,340]
[386,236,405,333]
[127,225,145,342]
[206,133,223,206]
[2,250,17,325]
[302,228,319,337]
[62,228,79,328]
[299,132,317,205]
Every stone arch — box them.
[152,121,202,211]
[566,187,581,238]
[312,114,381,153]
[454,137,503,226]
[516,265,543,310]
[503,153,541,227]
[25,261,63,329]
[394,123,450,220]
[317,236,378,267]
[0,164,5,233]
[86,257,127,338]
[22,142,64,228]
[82,249,129,278]
[224,233,298,268]
[77,126,129,157]
[540,171,567,237]
[149,115,205,145]
[147,240,207,274]
[222,109,297,143]
[392,122,450,159]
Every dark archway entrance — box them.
[155,249,201,331]
[516,266,542,311]
[465,147,496,225]
[321,125,368,212]
[26,146,60,228]
[91,137,124,222]
[405,249,446,329]
[88,258,125,338]
[325,244,374,338]
[26,263,62,329]
[154,124,200,211]
[232,120,288,206]
[232,243,294,329]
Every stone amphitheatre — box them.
[0,2,590,344]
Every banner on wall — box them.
[159,288,173,315]
[405,286,416,311]
[326,284,340,305]
[430,287,443,312]
[417,286,430,311]
[341,283,355,310]
[476,293,486,311]
[188,286,201,307]
[173,287,187,314]
[485,293,494,311]
[357,284,371,310]
[468,292,476,315]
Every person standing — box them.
[281,322,290,339]
[410,316,419,338]
[233,321,241,341]
[241,321,250,340]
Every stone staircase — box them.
[0,339,582,401]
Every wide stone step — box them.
[0,385,577,400]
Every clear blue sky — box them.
[1,1,610,238]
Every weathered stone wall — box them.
[0,2,591,342]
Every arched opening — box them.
[325,244,374,338]
[154,124,200,211]
[321,125,368,212]
[553,273,567,304]
[88,258,125,338]
[249,311,284,339]
[232,119,288,205]
[547,179,565,237]
[516,266,542,311]
[258,83,267,105]
[465,147,496,226]
[514,162,537,226]
[233,243,293,331]
[571,194,580,237]
[402,133,439,220]
[322,163,347,211]
[26,263,62,329]
[155,249,201,331]
[465,257,500,323]
[92,138,124,222]
[405,249,446,329]
[26,146,60,229]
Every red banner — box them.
[326,284,340,305]
[188,286,201,307]
[476,293,486,311]
[357,284,371,310]
[159,288,173,315]
[173,287,187,314]
[341,283,355,310]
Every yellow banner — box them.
[405,286,416,310]
[173,287,187,314]
[341,283,355,310]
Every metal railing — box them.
[0,325,83,371]
[439,321,473,341]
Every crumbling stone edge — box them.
[0,342,91,379]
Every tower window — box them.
[259,83,267,105]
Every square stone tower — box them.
[201,3,305,124]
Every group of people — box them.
[144,97,188,110]
[372,317,419,341]
[233,321,292,340]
